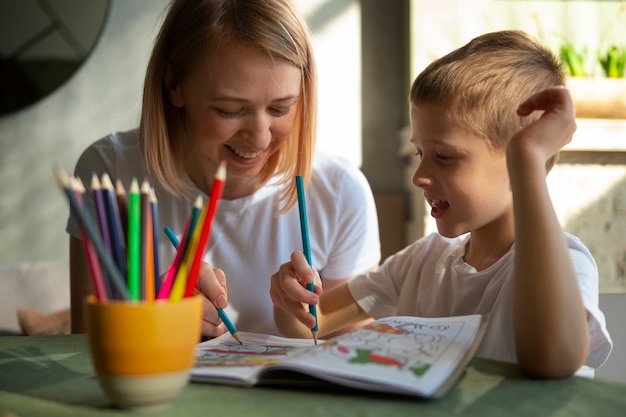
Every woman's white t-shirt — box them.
[67,129,381,335]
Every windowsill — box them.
[563,118,626,152]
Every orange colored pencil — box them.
[141,179,155,302]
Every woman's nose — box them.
[243,114,272,148]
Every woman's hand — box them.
[195,263,229,337]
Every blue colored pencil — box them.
[163,225,242,344]
[296,175,318,344]
[101,173,127,286]
[90,173,114,298]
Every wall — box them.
[0,0,169,264]
[0,0,363,265]
[405,0,626,383]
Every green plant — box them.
[599,45,626,78]
[559,43,588,77]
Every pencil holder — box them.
[85,295,202,411]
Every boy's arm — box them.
[507,87,589,378]
[271,251,369,338]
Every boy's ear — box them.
[164,65,184,108]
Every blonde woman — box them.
[67,0,380,336]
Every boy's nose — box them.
[412,162,431,189]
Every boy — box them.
[269,30,612,379]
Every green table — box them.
[1,334,625,416]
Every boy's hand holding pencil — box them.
[270,250,323,337]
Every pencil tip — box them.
[90,172,101,189]
[312,331,318,345]
[130,177,139,192]
[101,172,114,189]
[53,166,69,188]
[115,178,126,194]
[216,160,227,179]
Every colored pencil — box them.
[115,178,128,239]
[91,174,112,259]
[54,166,129,300]
[150,187,161,295]
[157,214,191,300]
[183,195,204,259]
[101,173,127,282]
[163,226,178,248]
[163,227,242,344]
[185,160,227,298]
[127,178,141,301]
[169,206,205,301]
[90,173,115,298]
[141,179,154,302]
[72,176,108,301]
[296,175,318,344]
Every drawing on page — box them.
[306,317,467,378]
[195,342,308,368]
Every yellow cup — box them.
[85,295,202,411]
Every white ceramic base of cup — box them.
[98,370,190,411]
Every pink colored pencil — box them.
[156,214,192,299]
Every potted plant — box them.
[563,43,626,119]
[599,45,626,78]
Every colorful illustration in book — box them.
[306,317,465,378]
[194,317,468,378]
[195,343,309,368]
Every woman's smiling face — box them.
[168,43,302,194]
[409,102,513,239]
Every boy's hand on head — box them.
[508,87,576,168]
[270,250,321,330]
[195,263,228,337]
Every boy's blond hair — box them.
[140,0,317,212]
[410,30,565,171]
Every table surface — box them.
[1,334,626,417]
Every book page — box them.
[191,315,485,397]
[270,315,484,397]
[192,332,318,386]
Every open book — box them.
[191,314,487,398]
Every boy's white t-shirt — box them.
[348,232,613,373]
[67,129,381,335]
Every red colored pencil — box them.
[184,160,227,297]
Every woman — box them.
[67,0,380,336]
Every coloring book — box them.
[191,314,486,398]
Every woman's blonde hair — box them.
[140,0,317,212]
[410,30,565,171]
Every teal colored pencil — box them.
[296,175,318,344]
[127,178,141,301]
[163,226,243,345]
[54,167,129,300]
